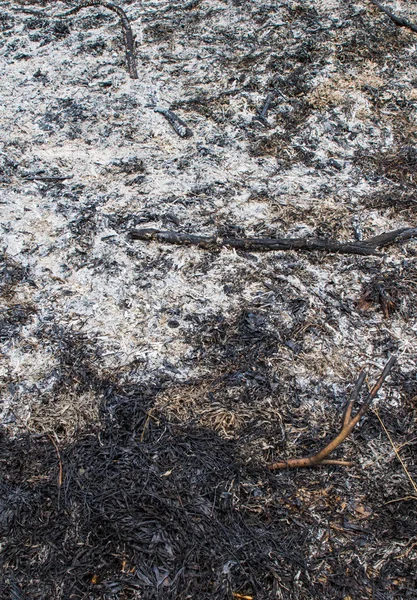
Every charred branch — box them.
[129,227,417,256]
[370,0,417,34]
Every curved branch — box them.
[57,1,138,79]
[268,356,396,470]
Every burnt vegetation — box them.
[1,0,417,599]
[1,323,417,599]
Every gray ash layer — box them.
[1,1,417,599]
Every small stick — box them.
[56,1,138,79]
[154,107,193,138]
[129,227,417,256]
[342,370,366,427]
[253,92,274,126]
[362,227,417,247]
[268,356,396,470]
[370,0,417,33]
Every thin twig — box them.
[56,1,138,78]
[129,227,417,256]
[373,407,417,498]
[140,409,154,443]
[384,496,417,505]
[342,370,366,427]
[362,227,417,247]
[46,433,63,508]
[370,0,417,33]
[253,92,274,126]
[268,356,396,470]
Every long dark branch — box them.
[129,227,417,256]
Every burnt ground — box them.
[1,0,417,598]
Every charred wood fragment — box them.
[253,92,274,127]
[154,108,193,138]
[358,277,397,318]
[361,227,417,248]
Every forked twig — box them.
[268,356,396,470]
[57,1,138,78]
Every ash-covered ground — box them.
[1,1,417,598]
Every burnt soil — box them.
[1,1,417,599]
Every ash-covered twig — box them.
[129,227,417,255]
[56,1,138,78]
[269,356,396,470]
[11,7,46,16]
[23,175,74,182]
[154,107,193,138]
[370,0,417,33]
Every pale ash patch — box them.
[1,0,416,431]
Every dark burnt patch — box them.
[0,304,36,344]
[0,326,307,599]
[335,24,415,67]
[65,11,116,32]
[144,23,175,43]
[0,13,15,33]
[2,313,417,599]
[76,38,108,56]
[356,145,417,187]
[357,261,417,320]
[366,187,417,217]
[0,153,19,185]
[0,254,31,300]
[34,324,106,398]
